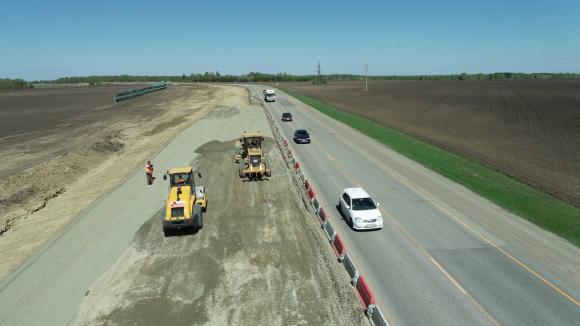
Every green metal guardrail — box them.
[113,82,167,103]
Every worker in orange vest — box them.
[145,160,154,185]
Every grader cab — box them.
[234,131,272,180]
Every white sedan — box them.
[339,187,383,230]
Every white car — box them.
[339,187,383,230]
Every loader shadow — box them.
[241,178,271,183]
[163,227,201,237]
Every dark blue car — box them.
[293,129,311,144]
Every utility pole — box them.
[316,61,322,83]
[364,64,369,91]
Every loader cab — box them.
[249,154,262,166]
[170,173,193,187]
[247,136,262,149]
[163,167,201,190]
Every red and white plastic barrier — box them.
[332,234,346,262]
[318,208,327,224]
[307,187,316,199]
[261,99,387,325]
[294,161,300,170]
[356,276,376,317]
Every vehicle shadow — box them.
[164,227,200,237]
[334,204,376,233]
[335,204,353,229]
[241,178,270,183]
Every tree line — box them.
[371,72,580,81]
[38,72,580,84]
[0,78,33,89]
[5,71,579,88]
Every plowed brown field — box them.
[282,80,580,207]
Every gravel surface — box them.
[73,139,363,326]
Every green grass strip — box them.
[283,89,580,247]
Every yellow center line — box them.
[346,142,580,308]
[271,94,497,324]
[430,197,580,307]
[308,141,499,325]
[308,144,399,325]
[380,205,500,325]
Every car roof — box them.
[343,187,370,199]
[283,112,291,115]
[295,129,308,133]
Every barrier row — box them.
[262,103,388,325]
[114,82,167,103]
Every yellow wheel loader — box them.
[161,167,204,236]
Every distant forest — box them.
[2,72,579,89]
[36,72,580,84]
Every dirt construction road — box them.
[74,139,360,325]
[0,87,361,326]
[0,84,224,279]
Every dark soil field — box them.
[281,80,580,208]
[0,85,142,139]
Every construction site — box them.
[0,84,364,326]
[3,2,580,325]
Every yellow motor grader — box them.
[161,167,204,236]
[234,131,272,180]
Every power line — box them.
[364,64,368,91]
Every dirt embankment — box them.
[73,139,363,326]
[0,85,238,279]
[282,80,580,208]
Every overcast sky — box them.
[1,0,579,80]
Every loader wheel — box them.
[193,205,203,229]
[197,213,204,229]
[265,169,272,177]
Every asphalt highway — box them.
[253,85,580,326]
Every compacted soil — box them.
[73,138,363,326]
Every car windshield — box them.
[283,113,291,117]
[351,197,377,210]
[297,130,308,136]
